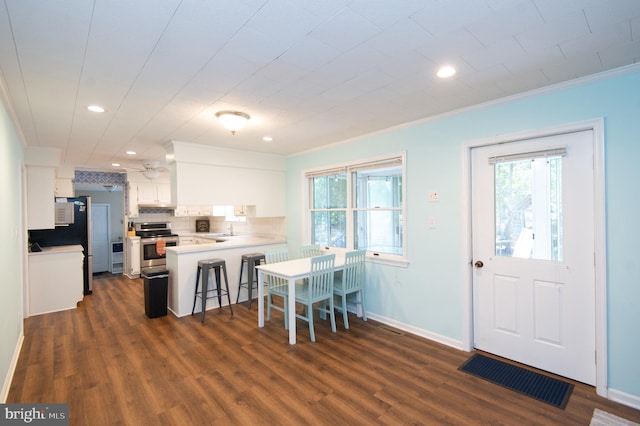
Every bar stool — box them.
[236,253,265,309]
[191,258,233,323]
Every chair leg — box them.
[359,290,367,321]
[341,294,349,329]
[221,264,233,315]
[329,296,337,333]
[247,260,254,309]
[201,266,209,323]
[191,266,201,315]
[236,260,245,304]
[214,267,223,308]
[307,301,315,342]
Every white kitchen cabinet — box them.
[28,245,84,316]
[54,178,74,197]
[26,166,55,230]
[137,182,171,205]
[233,204,256,217]
[127,183,139,218]
[179,236,195,245]
[125,237,141,278]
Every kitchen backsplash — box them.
[132,212,286,238]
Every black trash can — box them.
[142,266,169,318]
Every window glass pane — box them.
[495,157,562,260]
[355,167,402,208]
[311,211,346,248]
[312,174,346,209]
[354,210,402,254]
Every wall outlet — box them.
[428,191,440,202]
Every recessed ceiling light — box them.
[111,163,120,167]
[263,136,273,142]
[437,66,456,78]
[88,105,105,113]
[126,151,136,155]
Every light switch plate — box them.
[428,216,437,228]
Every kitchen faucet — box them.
[228,224,234,236]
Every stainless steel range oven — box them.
[135,222,179,268]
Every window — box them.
[306,154,405,260]
[492,149,564,261]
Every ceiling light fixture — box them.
[126,150,136,155]
[112,163,120,167]
[215,110,250,134]
[437,65,456,78]
[88,105,105,113]
[263,136,273,142]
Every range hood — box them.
[137,203,176,210]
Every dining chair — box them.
[300,244,323,258]
[295,253,337,342]
[333,250,367,329]
[264,247,297,329]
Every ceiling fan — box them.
[123,160,170,180]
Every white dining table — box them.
[256,254,345,344]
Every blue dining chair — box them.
[264,247,299,330]
[295,253,337,342]
[333,250,367,329]
[300,244,323,258]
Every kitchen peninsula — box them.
[165,234,286,317]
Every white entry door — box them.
[92,203,111,273]
[471,130,596,385]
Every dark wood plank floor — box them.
[8,273,640,425]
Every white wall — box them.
[0,89,25,401]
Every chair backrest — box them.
[300,244,323,258]
[308,254,335,300]
[342,250,366,292]
[265,247,289,264]
[264,247,289,289]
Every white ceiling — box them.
[1,0,638,171]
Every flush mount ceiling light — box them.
[436,65,456,78]
[87,105,105,113]
[215,110,250,134]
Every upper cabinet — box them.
[167,141,286,217]
[136,182,171,205]
[25,147,61,230]
[26,166,55,230]
[54,164,75,197]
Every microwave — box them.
[55,202,74,225]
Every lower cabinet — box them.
[28,246,84,316]
[125,237,141,278]
[111,242,124,274]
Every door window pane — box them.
[495,157,562,260]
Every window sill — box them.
[366,255,409,268]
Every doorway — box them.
[462,120,607,394]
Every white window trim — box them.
[303,151,408,267]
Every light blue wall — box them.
[0,97,25,399]
[286,68,640,399]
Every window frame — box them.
[304,152,407,266]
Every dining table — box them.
[256,253,345,344]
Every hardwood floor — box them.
[8,273,640,425]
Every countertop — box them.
[166,234,285,255]
[28,244,84,256]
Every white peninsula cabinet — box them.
[28,245,84,316]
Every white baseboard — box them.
[1,333,24,403]
[608,388,640,411]
[365,312,465,351]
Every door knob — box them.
[474,260,484,268]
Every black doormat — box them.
[459,354,574,409]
